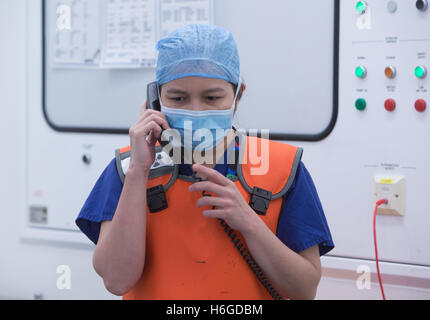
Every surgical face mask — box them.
[160,81,241,152]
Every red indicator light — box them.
[384,99,396,112]
[415,99,426,112]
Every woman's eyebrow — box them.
[165,88,187,95]
[165,87,226,94]
[202,88,226,94]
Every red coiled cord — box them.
[374,199,388,300]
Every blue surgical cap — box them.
[156,24,240,86]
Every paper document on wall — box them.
[50,0,212,69]
[159,0,213,37]
[100,0,157,68]
[52,0,101,68]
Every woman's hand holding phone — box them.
[128,100,170,175]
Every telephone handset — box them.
[147,81,161,111]
[146,81,170,148]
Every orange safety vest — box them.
[114,133,303,300]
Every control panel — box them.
[349,1,428,114]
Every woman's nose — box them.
[186,99,208,111]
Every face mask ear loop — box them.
[234,75,242,101]
[231,75,242,114]
[158,83,165,108]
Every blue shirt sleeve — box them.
[276,161,334,256]
[75,158,123,245]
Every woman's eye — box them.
[169,97,185,102]
[206,96,221,101]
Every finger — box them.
[144,121,163,139]
[132,121,162,143]
[196,196,229,209]
[136,118,163,139]
[141,114,170,130]
[137,111,170,130]
[146,131,156,145]
[202,209,227,219]
[189,180,230,197]
[191,164,231,186]
[139,100,148,117]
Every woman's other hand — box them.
[188,163,258,235]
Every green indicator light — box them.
[356,1,367,13]
[355,98,367,111]
[415,66,426,78]
[355,66,367,78]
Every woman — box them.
[76,24,334,300]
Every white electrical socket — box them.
[374,175,405,216]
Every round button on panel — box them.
[387,1,398,13]
[384,99,396,112]
[355,98,367,111]
[415,66,427,79]
[82,154,92,165]
[356,1,368,14]
[416,0,428,11]
[355,66,367,78]
[385,66,396,79]
[415,99,427,112]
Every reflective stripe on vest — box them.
[114,134,303,299]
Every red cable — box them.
[374,199,388,300]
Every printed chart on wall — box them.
[51,0,101,68]
[100,0,157,68]
[159,0,213,37]
[49,0,213,69]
